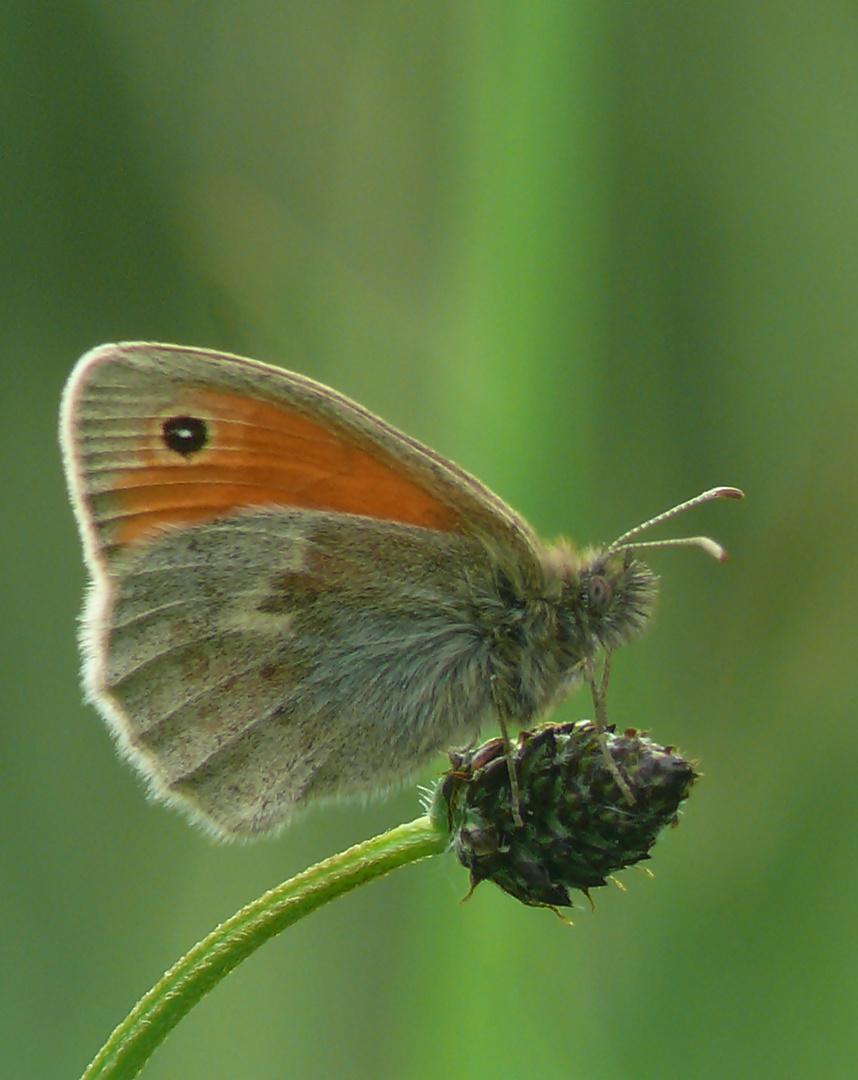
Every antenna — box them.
[608,486,744,562]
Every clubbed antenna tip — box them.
[609,486,744,562]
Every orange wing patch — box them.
[105,387,466,547]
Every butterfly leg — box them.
[496,711,524,827]
[586,652,635,805]
[488,673,524,826]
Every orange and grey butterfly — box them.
[61,343,741,838]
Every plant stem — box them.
[80,814,448,1080]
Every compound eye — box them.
[587,574,613,614]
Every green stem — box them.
[81,814,449,1080]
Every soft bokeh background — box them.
[3,4,857,1079]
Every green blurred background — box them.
[3,4,857,1078]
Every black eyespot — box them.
[587,574,613,614]
[162,415,208,457]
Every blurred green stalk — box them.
[80,816,449,1080]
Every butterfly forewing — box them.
[61,343,537,567]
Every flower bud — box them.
[435,720,698,909]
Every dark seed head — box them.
[435,720,698,909]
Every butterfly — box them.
[61,342,741,838]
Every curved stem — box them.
[81,814,449,1080]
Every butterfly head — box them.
[549,485,744,668]
[574,548,658,653]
